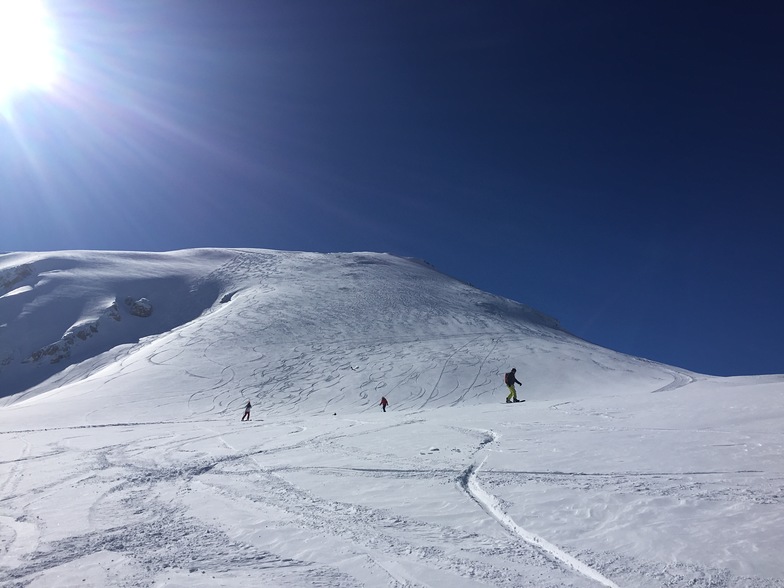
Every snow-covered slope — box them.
[1,249,782,587]
[1,248,686,415]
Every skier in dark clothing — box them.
[380,396,389,412]
[504,369,522,403]
[241,401,252,421]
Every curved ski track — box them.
[458,453,621,588]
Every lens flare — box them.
[0,0,59,102]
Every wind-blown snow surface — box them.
[1,248,782,587]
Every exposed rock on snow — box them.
[107,301,122,321]
[27,325,95,364]
[0,263,33,293]
[26,302,125,365]
[125,297,153,317]
[219,290,239,303]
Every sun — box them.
[0,0,59,102]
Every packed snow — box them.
[1,248,782,587]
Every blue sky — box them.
[1,1,782,376]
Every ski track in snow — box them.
[456,429,622,587]
[459,456,622,588]
[199,422,579,588]
[2,408,783,587]
[650,368,696,394]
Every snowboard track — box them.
[458,454,622,588]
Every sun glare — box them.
[0,0,59,102]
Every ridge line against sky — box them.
[1,1,782,376]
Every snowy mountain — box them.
[0,248,680,411]
[1,248,782,587]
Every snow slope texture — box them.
[1,248,782,587]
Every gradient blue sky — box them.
[1,1,782,376]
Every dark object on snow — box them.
[241,401,251,421]
[125,297,153,317]
[380,396,389,412]
[504,368,522,403]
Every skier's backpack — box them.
[504,372,512,386]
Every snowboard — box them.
[504,399,525,404]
